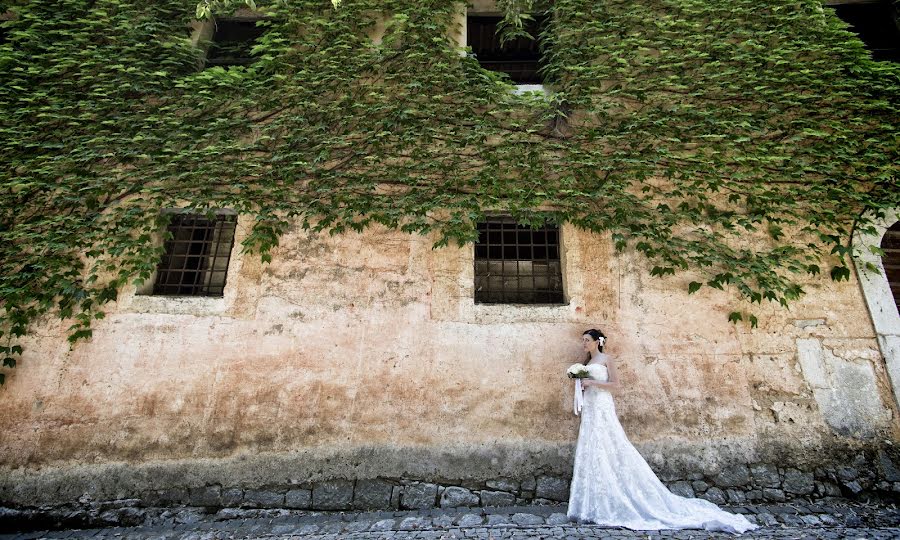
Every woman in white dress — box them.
[567,328,757,534]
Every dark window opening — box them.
[831,1,900,62]
[152,213,237,296]
[474,218,564,304]
[206,17,267,67]
[467,15,546,83]
[882,221,900,310]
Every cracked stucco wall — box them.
[0,219,897,504]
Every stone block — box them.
[521,477,536,491]
[512,513,544,526]
[726,489,746,503]
[371,519,395,531]
[98,507,145,527]
[284,489,312,509]
[215,508,244,520]
[535,476,569,501]
[714,464,750,488]
[762,488,786,502]
[691,480,709,492]
[188,485,221,507]
[243,489,284,508]
[485,478,519,493]
[837,466,858,483]
[700,487,726,505]
[486,514,514,526]
[878,450,900,482]
[782,469,814,495]
[546,513,570,525]
[398,516,427,530]
[221,488,243,507]
[750,464,781,488]
[456,513,484,527]
[312,480,354,510]
[480,490,516,507]
[353,479,393,510]
[440,486,479,508]
[401,482,438,510]
[816,481,842,497]
[433,514,455,527]
[843,480,863,494]
[669,481,694,499]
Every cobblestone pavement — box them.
[2,500,900,540]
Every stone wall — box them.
[4,453,900,530]
[1,219,899,510]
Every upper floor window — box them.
[467,15,545,83]
[205,16,267,67]
[830,0,900,62]
[474,218,564,304]
[152,212,237,296]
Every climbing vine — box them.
[0,0,898,382]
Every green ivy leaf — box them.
[830,265,851,281]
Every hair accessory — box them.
[597,336,606,346]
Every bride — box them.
[566,328,757,534]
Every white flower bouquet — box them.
[567,363,590,379]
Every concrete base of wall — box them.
[3,438,900,518]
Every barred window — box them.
[152,213,237,297]
[467,15,545,84]
[474,219,564,304]
[205,17,267,67]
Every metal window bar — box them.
[474,219,564,304]
[152,214,237,297]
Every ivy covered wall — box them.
[0,0,898,374]
[0,0,899,511]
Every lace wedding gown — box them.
[567,358,757,534]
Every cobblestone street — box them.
[3,500,900,540]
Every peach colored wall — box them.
[0,218,896,503]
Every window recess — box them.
[152,213,237,297]
[474,218,564,304]
[467,15,546,83]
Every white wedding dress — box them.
[567,358,757,534]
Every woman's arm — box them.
[582,358,620,391]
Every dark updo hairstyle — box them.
[583,328,606,364]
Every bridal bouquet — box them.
[567,364,590,379]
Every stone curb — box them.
[2,500,899,539]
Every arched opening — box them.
[882,221,900,315]
[854,210,900,410]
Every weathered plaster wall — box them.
[1,218,898,507]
